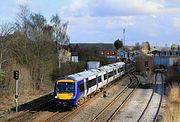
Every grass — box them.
[161,84,180,122]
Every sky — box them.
[0,0,180,46]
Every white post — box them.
[15,79,19,112]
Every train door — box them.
[106,71,108,84]
[103,71,108,85]
[113,69,116,80]
[96,75,99,90]
[97,74,103,89]
[84,79,88,96]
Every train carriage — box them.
[54,62,126,107]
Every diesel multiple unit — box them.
[54,62,126,107]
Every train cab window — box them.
[87,78,96,88]
[98,76,102,83]
[56,82,75,93]
[78,83,84,92]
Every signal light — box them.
[13,70,19,80]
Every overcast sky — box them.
[1,0,180,46]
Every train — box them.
[54,62,133,107]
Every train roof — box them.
[98,62,125,72]
[66,62,125,82]
[68,69,100,81]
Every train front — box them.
[54,79,77,107]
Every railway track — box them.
[41,75,131,122]
[91,73,140,122]
[4,99,55,122]
[137,71,164,122]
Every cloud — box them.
[173,17,180,27]
[58,0,180,45]
[60,0,180,17]
[16,0,30,6]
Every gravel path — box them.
[110,74,165,122]
[111,88,153,122]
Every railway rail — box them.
[137,70,164,122]
[4,99,54,122]
[4,65,135,122]
[41,74,132,122]
[91,73,140,122]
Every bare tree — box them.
[50,14,70,70]
[13,5,32,66]
[15,5,30,35]
[0,22,13,89]
[0,22,13,69]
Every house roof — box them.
[70,43,116,50]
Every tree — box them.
[114,39,123,50]
[142,41,151,53]
[0,22,13,90]
[145,41,151,51]
[0,22,13,70]
[50,14,70,70]
[15,5,30,36]
[171,43,178,50]
[14,5,31,65]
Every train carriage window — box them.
[104,74,108,80]
[108,71,114,78]
[78,83,84,92]
[120,67,124,72]
[114,69,116,74]
[118,68,121,73]
[87,78,96,88]
[98,76,102,83]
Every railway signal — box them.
[13,70,19,80]
[13,70,20,112]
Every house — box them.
[69,44,80,63]
[100,50,117,63]
[59,48,71,63]
[70,43,117,63]
[69,43,137,63]
[71,52,78,62]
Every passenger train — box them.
[54,62,129,107]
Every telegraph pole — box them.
[13,70,19,112]
[123,28,125,46]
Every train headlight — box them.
[55,96,58,99]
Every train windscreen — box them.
[56,82,75,93]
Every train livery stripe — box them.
[57,80,74,82]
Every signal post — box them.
[13,70,19,112]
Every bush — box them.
[51,61,86,82]
[0,69,5,89]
